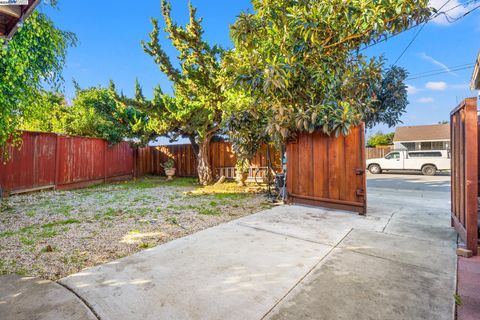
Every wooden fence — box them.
[450,97,478,256]
[0,131,135,196]
[287,125,367,214]
[137,142,281,179]
[366,146,392,159]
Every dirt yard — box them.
[0,177,272,280]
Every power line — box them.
[408,63,475,77]
[406,65,474,80]
[392,0,453,65]
[361,0,478,52]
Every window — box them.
[431,141,444,150]
[402,142,416,151]
[385,152,400,159]
[408,152,442,158]
[420,142,433,150]
[420,141,447,150]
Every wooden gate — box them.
[451,97,478,256]
[286,125,367,214]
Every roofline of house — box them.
[472,51,480,90]
[0,0,40,40]
[393,139,450,143]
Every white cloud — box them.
[429,0,478,25]
[419,52,458,77]
[406,85,419,94]
[426,81,448,90]
[417,97,434,103]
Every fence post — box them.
[104,140,107,183]
[54,134,60,189]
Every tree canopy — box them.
[120,0,226,184]
[367,131,394,147]
[223,0,432,140]
[0,10,76,148]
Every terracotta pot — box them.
[165,168,176,180]
[236,171,248,186]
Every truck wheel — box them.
[369,164,382,174]
[422,165,436,176]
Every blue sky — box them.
[41,0,480,137]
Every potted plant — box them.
[235,159,250,186]
[162,159,176,180]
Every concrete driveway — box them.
[1,174,457,320]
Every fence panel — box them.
[286,125,366,214]
[0,132,57,193]
[366,147,391,159]
[137,142,281,178]
[1,131,135,195]
[106,142,135,179]
[451,97,478,255]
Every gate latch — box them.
[356,189,365,196]
[355,169,364,175]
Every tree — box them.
[65,84,153,145]
[367,66,409,129]
[0,10,76,149]
[122,0,225,185]
[18,91,68,133]
[223,0,432,141]
[367,132,394,148]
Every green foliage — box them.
[64,85,152,145]
[19,91,68,132]
[367,66,409,129]
[223,90,269,163]
[235,158,250,175]
[367,132,394,147]
[0,11,76,148]
[223,0,432,140]
[119,0,226,184]
[161,158,175,170]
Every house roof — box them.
[393,124,450,142]
[472,51,480,90]
[0,0,40,40]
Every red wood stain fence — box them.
[1,132,280,196]
[451,97,478,256]
[0,131,135,195]
[366,146,392,159]
[137,142,280,178]
[286,125,367,214]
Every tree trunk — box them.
[197,136,213,185]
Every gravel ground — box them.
[0,177,272,280]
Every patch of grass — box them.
[454,293,462,306]
[198,207,222,216]
[213,193,248,200]
[38,228,57,238]
[0,219,79,239]
[0,230,15,238]
[41,219,80,229]
[20,236,35,246]
[165,216,178,224]
[164,177,198,187]
[26,210,36,217]
[209,201,218,207]
[138,242,154,249]
[56,205,74,217]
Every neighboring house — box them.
[0,0,39,40]
[393,124,450,151]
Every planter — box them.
[236,171,249,186]
[165,168,176,181]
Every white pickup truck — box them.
[366,150,450,176]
